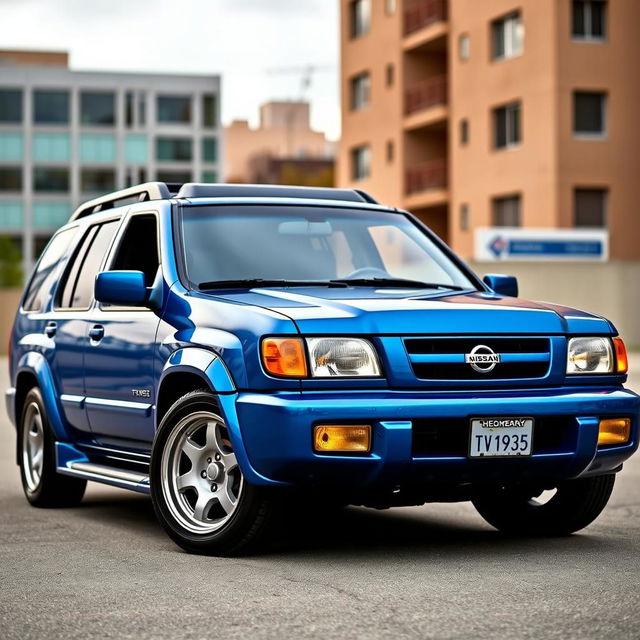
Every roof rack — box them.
[69,182,176,221]
[69,182,380,222]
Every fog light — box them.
[598,418,631,446]
[313,425,371,453]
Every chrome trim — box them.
[66,461,149,485]
[84,397,152,412]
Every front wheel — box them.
[472,474,616,536]
[150,390,280,556]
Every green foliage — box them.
[0,236,23,287]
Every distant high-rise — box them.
[338,0,640,260]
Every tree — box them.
[0,236,23,287]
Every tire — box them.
[19,387,87,508]
[150,389,281,556]
[472,474,616,536]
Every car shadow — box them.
[71,490,627,561]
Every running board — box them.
[56,442,150,494]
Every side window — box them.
[58,220,119,309]
[22,227,78,312]
[109,214,160,286]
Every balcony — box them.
[404,0,448,36]
[404,159,448,209]
[404,75,448,131]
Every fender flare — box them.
[15,351,70,441]
[157,348,284,487]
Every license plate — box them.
[469,417,533,457]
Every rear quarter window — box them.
[22,227,78,312]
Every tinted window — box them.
[81,91,116,126]
[574,188,607,227]
[59,220,119,309]
[0,167,22,191]
[81,168,115,194]
[34,167,69,193]
[23,227,77,311]
[156,137,192,162]
[574,91,606,135]
[202,94,217,128]
[110,215,159,286]
[34,90,70,125]
[202,138,217,162]
[0,89,22,123]
[157,95,191,123]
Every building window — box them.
[80,134,116,163]
[0,132,23,161]
[493,102,521,149]
[34,90,69,125]
[156,137,193,162]
[33,133,71,162]
[349,0,370,38]
[138,94,146,126]
[350,72,371,111]
[202,94,217,128]
[386,64,394,87]
[573,91,606,137]
[81,168,116,194]
[574,188,607,227]
[0,89,22,123]
[572,0,606,41]
[351,145,371,181]
[492,195,521,227]
[156,170,192,184]
[386,140,394,163]
[80,91,116,126]
[202,137,218,163]
[492,11,523,60]
[202,170,218,183]
[157,95,192,124]
[460,119,469,145]
[125,91,135,127]
[385,0,396,15]
[0,167,22,191]
[460,203,470,231]
[459,34,470,60]
[34,167,70,193]
[125,134,148,164]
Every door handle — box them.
[89,325,105,342]
[44,322,57,338]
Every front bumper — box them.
[224,386,640,489]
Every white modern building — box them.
[0,50,222,269]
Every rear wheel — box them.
[19,387,86,508]
[472,474,616,536]
[151,389,281,556]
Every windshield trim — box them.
[173,202,486,294]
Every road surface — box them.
[1,357,639,639]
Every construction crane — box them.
[265,64,335,101]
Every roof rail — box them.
[69,182,176,221]
[175,183,379,204]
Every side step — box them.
[56,443,150,494]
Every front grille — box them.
[404,337,551,381]
[412,416,578,458]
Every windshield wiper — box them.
[330,278,466,290]
[198,279,348,290]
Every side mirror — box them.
[483,273,518,297]
[95,271,148,306]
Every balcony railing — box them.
[406,160,447,195]
[404,0,448,36]
[404,75,447,115]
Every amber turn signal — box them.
[261,338,307,377]
[313,425,371,453]
[613,337,628,374]
[598,418,631,446]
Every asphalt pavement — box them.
[1,357,639,639]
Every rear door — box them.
[82,212,161,448]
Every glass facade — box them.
[202,94,217,128]
[202,170,218,183]
[33,201,71,230]
[125,134,148,164]
[0,201,22,230]
[0,167,22,191]
[34,167,70,193]
[0,132,23,161]
[80,91,116,125]
[34,90,70,125]
[81,168,116,194]
[0,89,22,123]
[33,133,71,162]
[157,95,191,123]
[202,137,218,162]
[80,134,116,163]
[156,137,192,162]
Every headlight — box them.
[567,337,614,374]
[307,337,381,377]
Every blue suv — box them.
[6,182,639,555]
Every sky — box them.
[0,0,341,139]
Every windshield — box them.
[179,205,477,290]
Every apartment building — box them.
[338,0,640,261]
[0,50,222,268]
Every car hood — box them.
[208,287,614,336]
